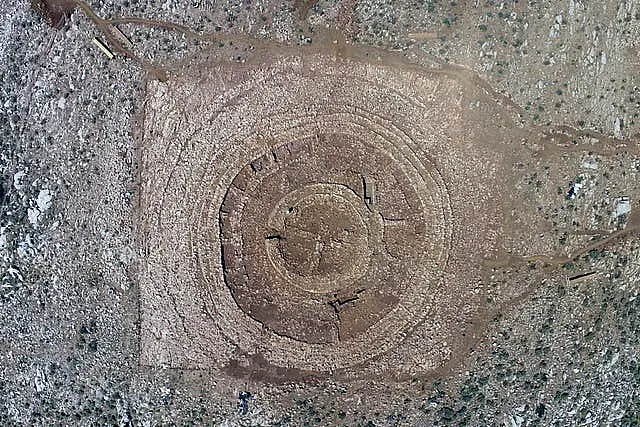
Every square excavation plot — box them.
[137,53,518,381]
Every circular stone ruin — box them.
[219,132,451,345]
[139,53,506,377]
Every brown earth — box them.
[30,0,75,28]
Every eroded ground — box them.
[1,0,639,425]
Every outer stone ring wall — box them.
[139,54,504,378]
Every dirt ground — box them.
[0,0,639,425]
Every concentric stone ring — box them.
[265,182,378,295]
[212,123,451,357]
[139,55,510,377]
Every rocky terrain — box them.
[0,0,638,425]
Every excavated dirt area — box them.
[138,46,640,386]
[1,0,640,425]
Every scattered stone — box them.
[614,196,631,217]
